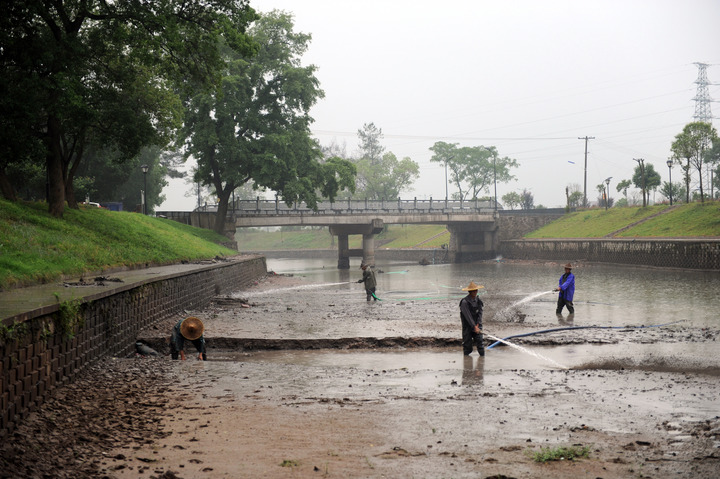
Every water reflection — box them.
[462,355,484,386]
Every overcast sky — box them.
[159,0,720,210]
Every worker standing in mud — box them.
[357,262,377,301]
[170,316,207,360]
[554,263,575,315]
[460,281,484,356]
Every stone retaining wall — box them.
[0,256,267,439]
[500,238,720,270]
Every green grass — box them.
[616,202,720,237]
[0,199,236,290]
[526,203,720,238]
[529,445,591,463]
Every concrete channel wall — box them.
[500,238,720,270]
[0,256,267,439]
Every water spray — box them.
[479,328,569,369]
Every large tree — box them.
[182,10,356,234]
[429,141,518,203]
[670,122,719,203]
[353,123,419,200]
[0,0,257,217]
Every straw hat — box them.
[180,317,204,340]
[461,281,483,291]
[564,263,572,269]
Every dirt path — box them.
[2,273,719,479]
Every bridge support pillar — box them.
[329,219,384,269]
[447,222,498,263]
[337,235,350,269]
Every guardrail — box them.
[198,198,500,215]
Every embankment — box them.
[0,255,267,439]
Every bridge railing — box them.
[211,197,500,215]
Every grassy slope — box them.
[0,200,236,290]
[526,203,720,238]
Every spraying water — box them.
[483,330,569,370]
[494,290,554,321]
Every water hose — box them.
[485,320,684,349]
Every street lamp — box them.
[604,177,612,210]
[493,154,497,214]
[666,159,673,205]
[140,164,149,215]
[444,158,448,207]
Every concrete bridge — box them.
[158,198,565,268]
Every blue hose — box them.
[486,320,683,349]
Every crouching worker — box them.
[170,316,206,360]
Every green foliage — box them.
[0,199,236,290]
[353,123,420,200]
[279,459,300,467]
[54,294,84,340]
[1,0,257,216]
[529,445,590,462]
[0,320,29,346]
[183,10,355,233]
[429,141,518,202]
[502,191,522,210]
[671,122,719,202]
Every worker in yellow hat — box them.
[170,316,206,360]
[460,281,484,356]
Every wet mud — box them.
[2,271,719,478]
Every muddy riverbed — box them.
[2,263,719,478]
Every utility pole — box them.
[634,158,646,207]
[578,136,595,207]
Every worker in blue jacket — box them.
[554,263,575,314]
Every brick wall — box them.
[0,256,267,439]
[500,238,720,270]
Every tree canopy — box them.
[352,123,419,200]
[1,0,257,216]
[429,141,518,204]
[182,10,356,233]
[670,122,718,203]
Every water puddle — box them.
[208,342,719,375]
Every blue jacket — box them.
[557,272,575,301]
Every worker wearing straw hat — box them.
[460,281,484,356]
[170,316,207,360]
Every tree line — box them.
[2,3,523,232]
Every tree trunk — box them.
[46,116,66,218]
[213,188,233,235]
[0,168,17,201]
[65,142,84,209]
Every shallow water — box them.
[264,258,720,329]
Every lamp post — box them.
[140,164,149,215]
[493,154,497,214]
[666,159,673,205]
[604,177,612,210]
[444,158,448,207]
